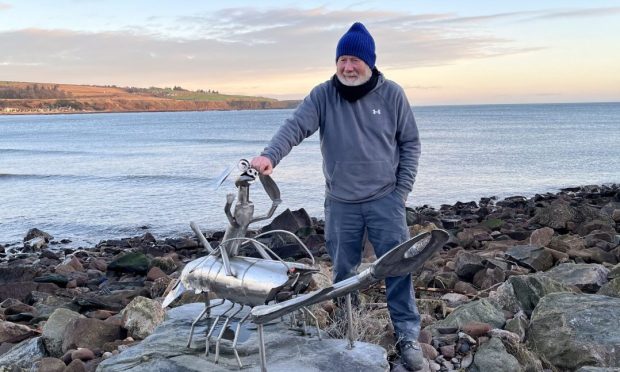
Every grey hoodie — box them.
[261,74,421,203]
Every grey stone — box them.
[544,263,609,292]
[529,227,555,248]
[121,296,165,340]
[0,320,35,344]
[505,245,554,272]
[488,273,574,316]
[97,302,389,372]
[527,292,620,370]
[425,299,505,335]
[609,263,620,279]
[470,337,522,372]
[504,313,528,342]
[576,368,620,372]
[62,318,123,353]
[598,278,620,298]
[454,251,485,280]
[0,337,46,368]
[549,234,586,253]
[42,308,85,357]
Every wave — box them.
[0,173,213,183]
[0,148,95,156]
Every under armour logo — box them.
[372,109,381,115]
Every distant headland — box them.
[0,81,301,115]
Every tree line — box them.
[0,84,71,99]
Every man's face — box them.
[336,55,372,86]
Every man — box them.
[251,22,424,371]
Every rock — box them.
[528,292,620,370]
[454,281,478,295]
[505,245,554,272]
[420,342,438,359]
[62,318,123,353]
[120,296,165,340]
[25,237,48,250]
[473,267,505,290]
[544,263,609,293]
[454,251,485,280]
[576,367,620,372]
[3,301,35,316]
[470,337,522,372]
[164,237,197,249]
[33,357,66,372]
[425,299,505,335]
[24,228,53,242]
[71,347,95,361]
[576,247,618,265]
[89,258,108,272]
[108,252,149,274]
[529,227,555,247]
[261,208,312,234]
[97,302,389,372]
[440,293,470,308]
[504,312,528,342]
[145,267,166,282]
[149,256,177,274]
[0,265,40,284]
[432,271,458,289]
[0,337,46,368]
[529,199,576,230]
[42,308,85,357]
[439,344,455,358]
[34,274,69,287]
[0,320,35,344]
[65,359,87,372]
[609,263,620,279]
[460,321,491,338]
[489,273,574,316]
[598,278,620,298]
[549,234,586,253]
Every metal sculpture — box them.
[162,159,450,371]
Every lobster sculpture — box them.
[162,159,449,372]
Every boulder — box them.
[505,245,554,272]
[529,199,576,230]
[598,278,620,298]
[528,293,620,370]
[488,273,574,316]
[470,337,522,372]
[0,320,36,344]
[454,251,485,280]
[120,296,165,340]
[473,267,506,290]
[42,308,85,357]
[108,252,149,274]
[32,357,67,372]
[24,228,53,242]
[261,208,312,234]
[61,318,123,353]
[529,227,555,248]
[0,338,46,368]
[544,263,609,292]
[549,234,586,252]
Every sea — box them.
[1,102,619,247]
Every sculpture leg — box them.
[258,323,267,372]
[232,312,251,368]
[206,301,235,356]
[214,304,244,364]
[187,297,224,348]
[346,293,356,349]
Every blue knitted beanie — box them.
[336,22,376,69]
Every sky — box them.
[1,1,619,105]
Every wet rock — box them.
[544,263,609,293]
[0,337,46,368]
[488,273,574,316]
[528,292,620,370]
[0,320,35,343]
[454,251,485,280]
[42,308,85,357]
[62,318,123,353]
[505,245,554,272]
[120,296,165,340]
[470,337,522,372]
[24,228,53,242]
[108,252,149,274]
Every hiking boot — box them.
[398,340,425,371]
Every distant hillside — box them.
[0,81,300,114]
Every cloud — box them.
[0,3,12,11]
[2,5,612,96]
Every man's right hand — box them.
[250,156,273,175]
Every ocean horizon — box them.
[1,101,619,247]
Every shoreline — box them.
[0,183,619,370]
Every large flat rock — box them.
[527,292,620,370]
[97,302,389,372]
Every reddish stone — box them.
[461,321,492,338]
